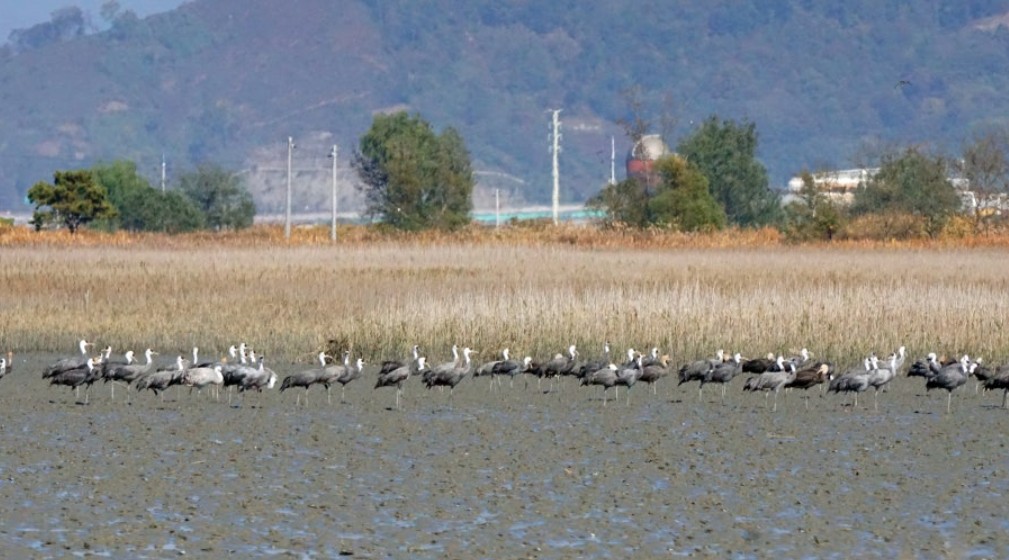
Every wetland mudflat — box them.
[1,353,1007,558]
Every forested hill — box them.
[1,0,1008,213]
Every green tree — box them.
[851,147,961,237]
[353,112,474,231]
[589,155,725,231]
[782,170,845,241]
[27,170,117,233]
[91,160,204,233]
[177,164,256,230]
[677,116,781,227]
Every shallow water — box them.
[2,355,1009,558]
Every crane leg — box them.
[947,392,952,414]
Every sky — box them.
[0,0,188,42]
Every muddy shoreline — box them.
[0,354,1007,558]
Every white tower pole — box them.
[550,109,562,225]
[285,136,295,239]
[161,153,167,192]
[329,144,338,242]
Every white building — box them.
[784,168,978,211]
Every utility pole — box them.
[610,136,616,185]
[285,136,295,239]
[549,109,562,225]
[329,144,338,242]
[161,153,167,192]
[495,188,501,229]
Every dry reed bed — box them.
[2,241,1009,367]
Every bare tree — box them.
[959,126,1009,227]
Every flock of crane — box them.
[23,339,1009,413]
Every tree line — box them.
[28,162,254,234]
[25,110,1009,240]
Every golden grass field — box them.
[2,223,1009,367]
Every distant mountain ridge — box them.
[1,0,1008,214]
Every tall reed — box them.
[2,239,1007,368]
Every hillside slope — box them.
[1,0,1008,213]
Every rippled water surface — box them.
[2,354,1008,558]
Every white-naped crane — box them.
[784,363,832,409]
[48,357,102,404]
[705,352,743,401]
[135,355,187,400]
[537,344,577,391]
[614,357,641,405]
[376,356,426,410]
[678,349,725,400]
[43,339,93,379]
[379,344,420,376]
[237,356,278,405]
[104,348,158,402]
[280,351,330,406]
[475,348,508,389]
[576,341,612,380]
[425,347,476,402]
[867,354,897,411]
[581,363,618,406]
[424,345,460,388]
[925,354,974,414]
[744,362,797,412]
[982,364,1009,408]
[182,365,225,400]
[492,352,532,389]
[334,358,366,403]
[637,353,670,394]
[741,352,778,374]
[828,358,873,409]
